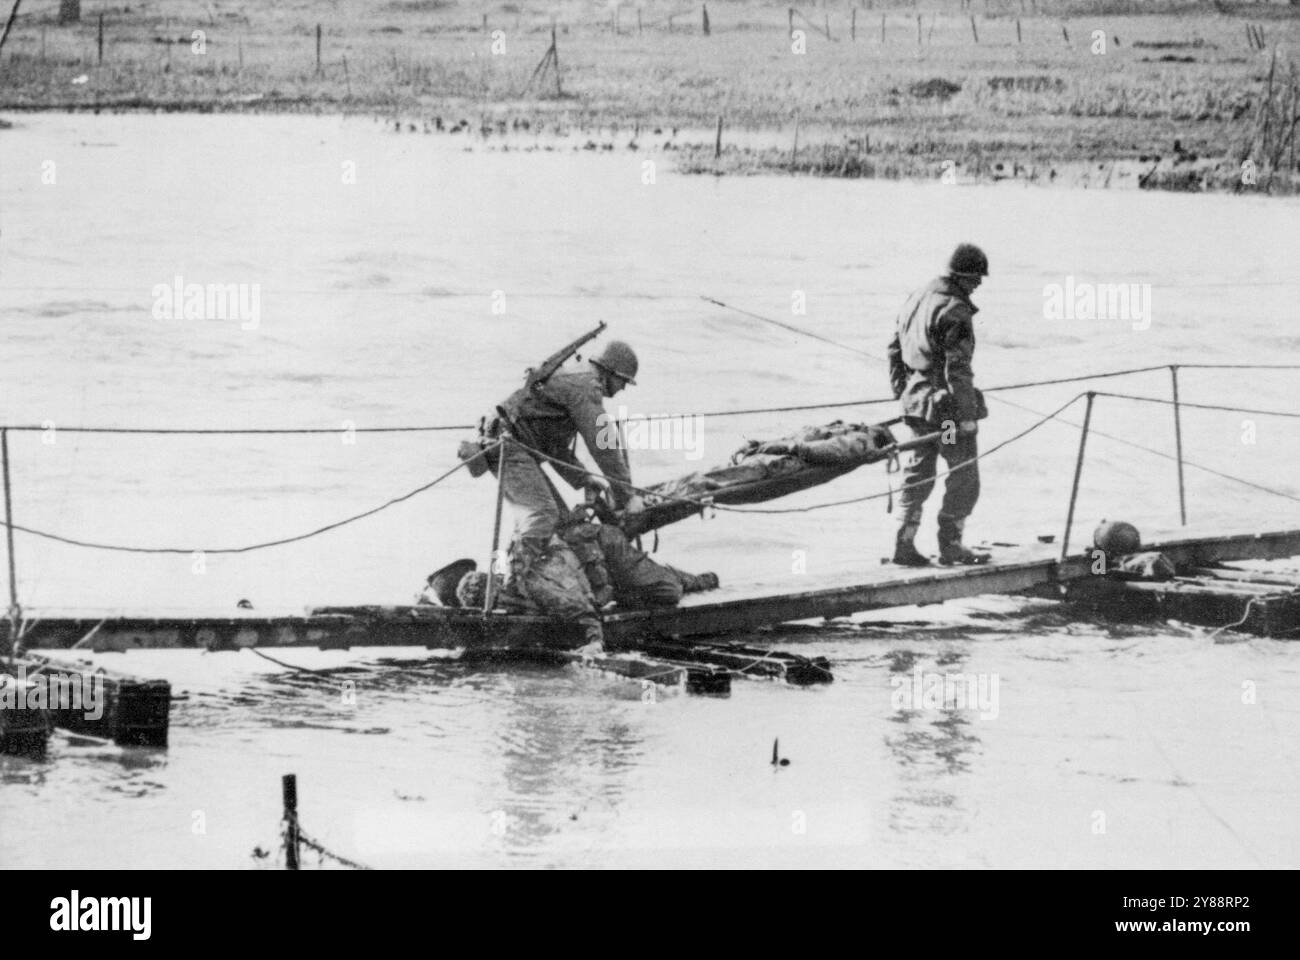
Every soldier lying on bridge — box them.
[452,515,718,617]
[559,507,718,610]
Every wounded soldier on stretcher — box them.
[625,420,899,536]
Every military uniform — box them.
[481,361,639,649]
[492,368,633,543]
[887,274,989,561]
[561,518,717,609]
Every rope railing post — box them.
[1060,392,1095,564]
[1169,364,1187,526]
[282,773,300,870]
[2,427,18,665]
[483,438,506,614]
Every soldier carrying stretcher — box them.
[455,329,716,650]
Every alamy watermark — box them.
[1043,276,1152,330]
[151,275,261,330]
[50,891,151,940]
[1,665,104,721]
[889,667,1000,720]
[596,406,704,461]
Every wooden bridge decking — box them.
[10,525,1300,653]
[603,525,1300,643]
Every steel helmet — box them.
[947,243,989,278]
[590,340,638,385]
[1093,519,1142,556]
[426,558,477,607]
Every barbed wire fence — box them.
[275,773,372,871]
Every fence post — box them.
[315,23,321,75]
[969,15,978,43]
[1169,365,1187,526]
[1016,18,1022,43]
[551,26,562,95]
[282,774,300,870]
[916,14,921,44]
[1060,392,1095,564]
[788,7,794,39]
[97,11,104,64]
[0,0,23,59]
[714,114,723,158]
[703,4,710,36]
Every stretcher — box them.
[623,418,942,537]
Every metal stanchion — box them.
[1169,364,1187,525]
[483,438,506,614]
[1060,392,1095,564]
[2,428,18,666]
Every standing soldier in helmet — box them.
[482,339,646,648]
[886,244,991,566]
[494,339,645,543]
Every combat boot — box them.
[892,524,931,567]
[679,571,720,594]
[937,517,990,566]
[497,537,545,611]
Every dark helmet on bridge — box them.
[590,340,638,385]
[947,243,989,278]
[1093,519,1142,556]
[426,558,477,607]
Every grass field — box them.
[0,0,1297,192]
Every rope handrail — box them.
[1,362,1296,435]
[1092,392,1300,419]
[0,443,498,555]
[0,423,478,435]
[2,380,1299,557]
[990,392,1300,505]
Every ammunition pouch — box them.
[558,521,615,607]
[458,414,510,479]
[458,438,501,478]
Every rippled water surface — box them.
[1,114,1298,868]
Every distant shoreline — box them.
[1,2,1297,194]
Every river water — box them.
[1,114,1298,868]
